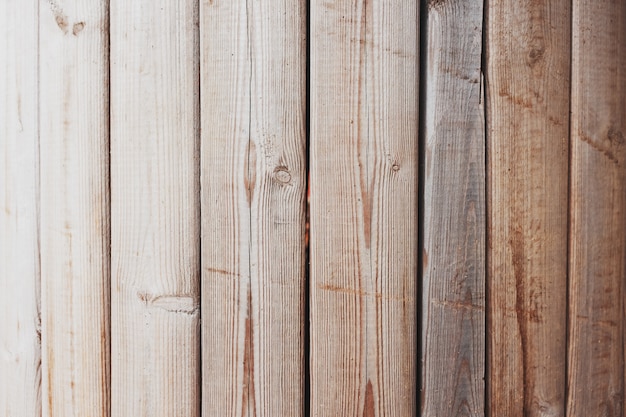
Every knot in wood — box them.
[273,166,292,184]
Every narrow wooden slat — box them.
[567,0,626,414]
[421,1,485,415]
[110,1,200,415]
[0,1,41,416]
[200,0,307,415]
[39,2,110,415]
[310,0,418,415]
[486,0,570,415]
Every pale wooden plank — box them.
[110,0,200,415]
[0,1,41,416]
[486,0,570,415]
[39,1,110,415]
[567,0,626,414]
[200,0,307,415]
[310,0,418,415]
[421,1,485,415]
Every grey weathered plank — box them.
[567,0,626,414]
[310,0,419,415]
[200,0,307,415]
[486,0,571,415]
[421,1,485,415]
[110,1,201,415]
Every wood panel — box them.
[0,1,41,416]
[567,0,626,415]
[110,0,200,415]
[200,0,307,415]
[39,1,110,415]
[486,1,570,415]
[421,1,485,415]
[309,0,419,415]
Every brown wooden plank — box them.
[200,1,307,415]
[486,0,570,415]
[567,0,626,415]
[110,1,201,415]
[421,1,485,415]
[309,0,419,415]
[39,1,110,415]
[0,1,41,415]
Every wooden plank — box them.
[486,0,570,415]
[200,0,307,415]
[567,0,626,414]
[0,1,41,416]
[421,1,485,415]
[110,1,200,415]
[39,1,110,415]
[309,0,418,415]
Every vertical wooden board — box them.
[110,0,200,416]
[421,1,485,416]
[567,0,626,415]
[200,3,251,415]
[486,0,570,415]
[39,1,110,415]
[200,0,307,415]
[0,1,41,416]
[310,0,418,415]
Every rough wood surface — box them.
[567,0,626,415]
[421,1,485,415]
[39,1,110,416]
[486,1,571,416]
[110,1,200,415]
[0,1,42,416]
[309,0,419,415]
[200,1,307,415]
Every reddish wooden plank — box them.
[567,0,626,414]
[486,0,570,415]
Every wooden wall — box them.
[1,0,624,416]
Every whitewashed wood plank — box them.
[421,1,485,415]
[39,1,110,416]
[567,0,626,414]
[0,2,42,416]
[310,0,419,415]
[200,0,307,415]
[110,0,200,416]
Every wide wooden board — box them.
[39,1,110,415]
[310,0,419,415]
[200,0,307,415]
[110,1,201,415]
[486,0,570,415]
[0,1,41,416]
[567,0,626,415]
[421,1,485,415]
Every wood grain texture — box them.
[200,0,307,415]
[0,1,42,416]
[567,0,626,415]
[486,1,570,415]
[110,0,200,415]
[309,0,418,415]
[421,1,485,415]
[39,1,110,416]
